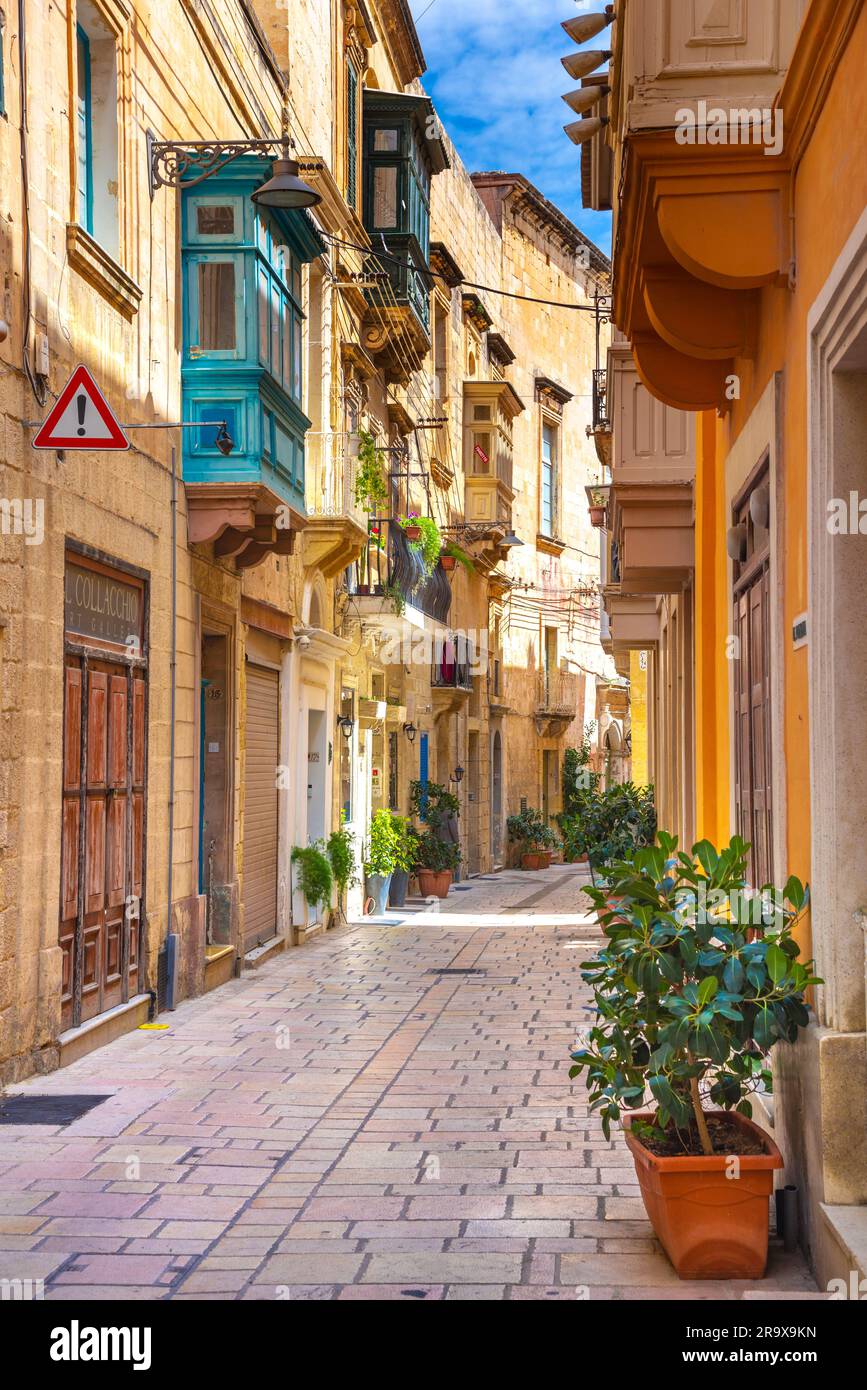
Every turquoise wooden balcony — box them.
[181,157,325,565]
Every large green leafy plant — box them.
[364,808,400,877]
[327,821,357,907]
[402,514,441,577]
[558,780,656,873]
[409,780,461,873]
[355,431,387,511]
[569,833,818,1155]
[507,808,558,852]
[291,844,333,907]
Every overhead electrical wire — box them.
[320,230,605,313]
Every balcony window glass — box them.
[198,262,237,350]
[197,205,235,236]
[373,165,398,228]
[374,128,399,152]
[472,431,491,474]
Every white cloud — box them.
[412,0,612,251]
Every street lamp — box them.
[148,92,321,209]
[402,721,417,744]
[337,715,354,740]
[450,765,465,784]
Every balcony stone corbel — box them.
[641,266,756,363]
[632,331,734,413]
[654,178,790,292]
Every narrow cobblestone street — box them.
[0,866,819,1302]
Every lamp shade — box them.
[561,9,614,45]
[252,157,321,210]
[562,84,610,115]
[561,48,612,80]
[564,116,609,145]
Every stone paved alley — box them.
[0,866,820,1301]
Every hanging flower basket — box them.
[440,553,456,572]
[404,524,422,542]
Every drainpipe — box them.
[166,444,177,953]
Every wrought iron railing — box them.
[431,633,474,690]
[592,368,610,432]
[536,669,581,716]
[351,519,452,622]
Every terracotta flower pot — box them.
[440,554,456,572]
[417,868,451,898]
[521,852,543,870]
[588,505,606,527]
[623,1111,783,1279]
[404,525,422,541]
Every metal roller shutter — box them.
[242,663,280,952]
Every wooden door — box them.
[60,657,145,1030]
[733,565,772,885]
[242,663,280,952]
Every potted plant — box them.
[507,808,549,869]
[413,829,459,898]
[364,808,400,914]
[326,819,357,927]
[442,541,475,576]
[291,843,334,930]
[585,482,610,528]
[401,514,441,577]
[409,779,461,896]
[569,832,818,1279]
[388,815,419,908]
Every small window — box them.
[196,205,235,237]
[374,129,399,152]
[197,262,236,350]
[542,422,557,535]
[76,2,119,257]
[473,405,491,422]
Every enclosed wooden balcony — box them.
[302,436,369,578]
[463,380,524,533]
[607,339,695,594]
[607,0,808,411]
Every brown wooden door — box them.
[242,663,280,952]
[60,657,145,1029]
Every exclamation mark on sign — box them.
[76,394,86,436]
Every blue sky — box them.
[411,0,613,256]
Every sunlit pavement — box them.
[0,865,822,1300]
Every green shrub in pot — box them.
[570,831,817,1149]
[567,831,819,1278]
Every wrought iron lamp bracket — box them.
[147,130,286,199]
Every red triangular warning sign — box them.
[32,364,129,450]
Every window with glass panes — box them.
[541,422,557,535]
[183,195,304,405]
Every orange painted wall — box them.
[693,3,867,951]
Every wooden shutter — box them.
[347,62,359,210]
[242,664,280,952]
